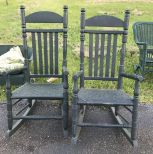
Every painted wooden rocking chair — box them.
[72,9,143,146]
[6,5,69,137]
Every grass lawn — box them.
[0,0,153,103]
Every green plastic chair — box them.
[133,22,153,75]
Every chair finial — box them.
[81,8,85,12]
[20,5,25,9]
[63,5,68,10]
[125,10,130,14]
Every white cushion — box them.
[0,46,25,74]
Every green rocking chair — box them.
[72,9,143,147]
[6,5,69,137]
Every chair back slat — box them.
[31,33,37,74]
[37,33,43,74]
[86,32,121,79]
[89,34,93,76]
[30,31,61,75]
[94,34,99,76]
[43,32,48,74]
[49,33,54,74]
[99,34,105,77]
[105,34,111,77]
[55,33,59,74]
[111,34,118,77]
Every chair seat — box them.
[78,88,133,106]
[11,83,63,99]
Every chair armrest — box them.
[135,41,147,46]
[0,66,28,76]
[120,73,143,101]
[120,73,143,81]
[73,70,83,81]
[135,41,147,51]
[73,70,83,95]
[62,66,69,89]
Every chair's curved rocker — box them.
[133,22,153,75]
[72,9,143,147]
[6,5,69,137]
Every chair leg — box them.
[7,98,13,130]
[28,98,32,107]
[6,75,13,131]
[62,91,68,137]
[115,106,119,115]
[131,102,138,147]
[71,102,78,144]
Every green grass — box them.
[0,0,153,103]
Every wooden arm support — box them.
[120,73,143,81]
[62,66,69,89]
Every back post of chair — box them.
[80,8,85,88]
[117,10,130,89]
[20,5,30,83]
[63,5,68,68]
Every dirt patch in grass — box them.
[132,9,143,16]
